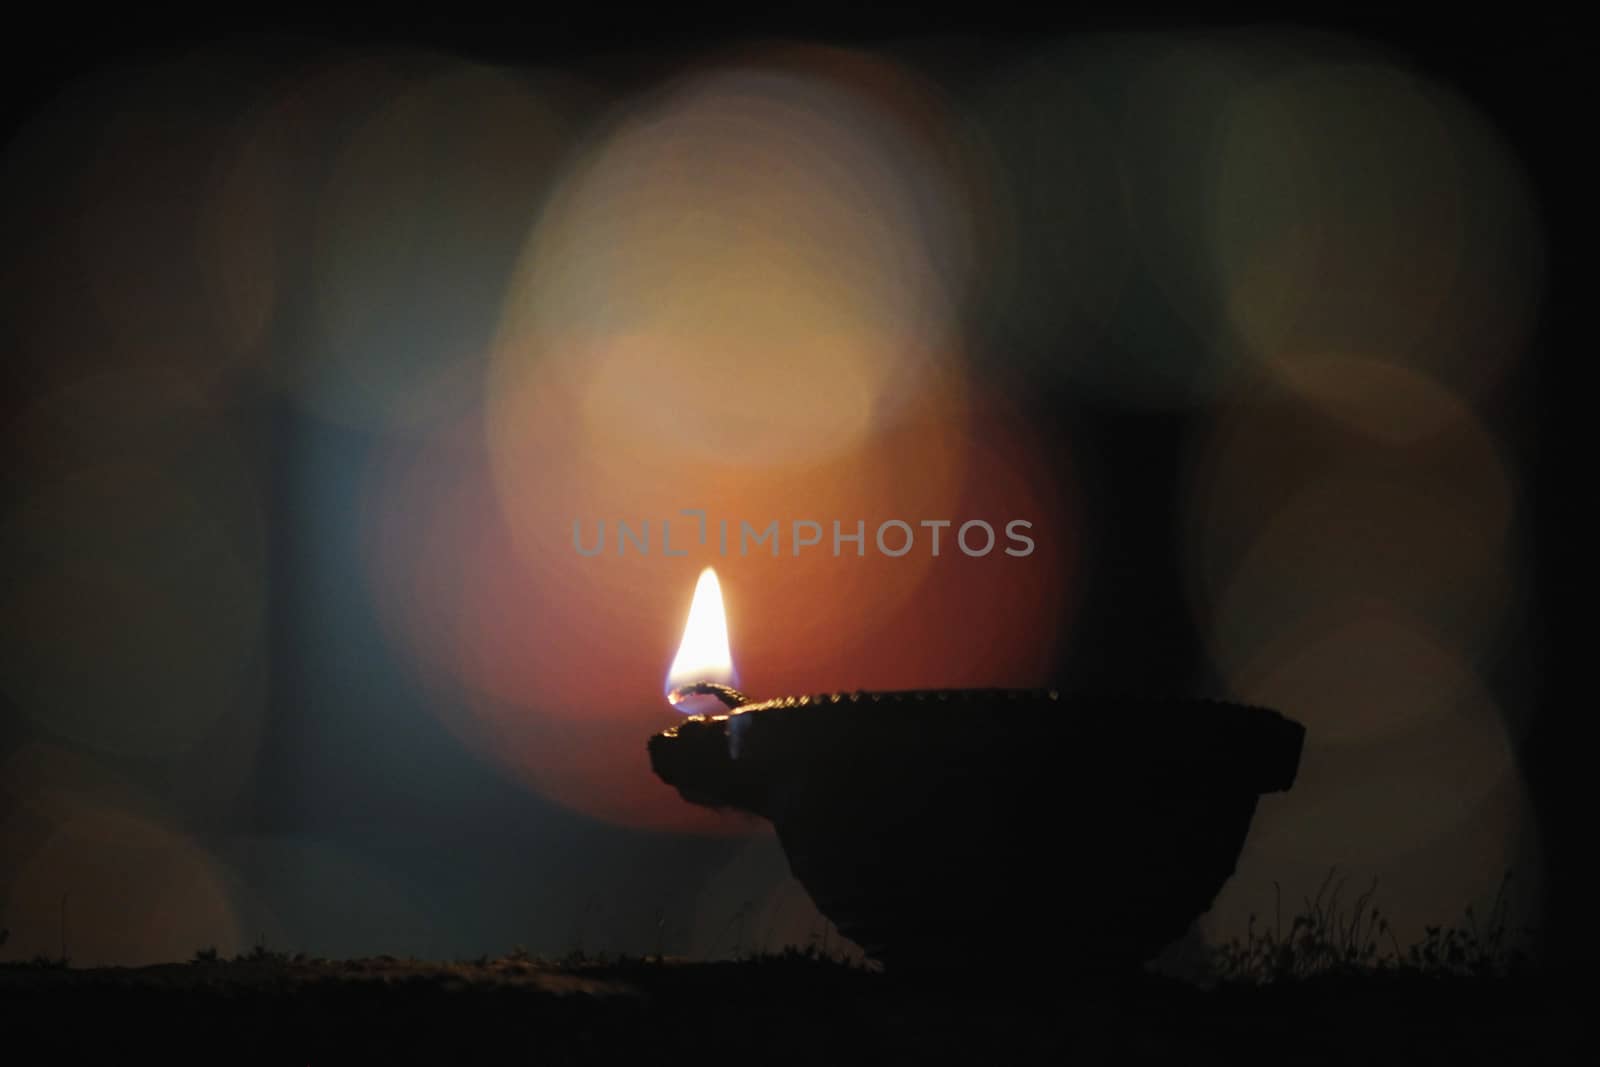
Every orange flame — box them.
[666,568,739,711]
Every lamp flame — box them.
[666,567,741,714]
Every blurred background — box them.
[0,12,1577,970]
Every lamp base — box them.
[650,689,1305,974]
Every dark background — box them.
[1,11,1580,969]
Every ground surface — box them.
[0,954,1581,1064]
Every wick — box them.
[668,682,750,711]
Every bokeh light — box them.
[1213,59,1544,404]
[295,58,578,431]
[1184,229,1538,940]
[1188,367,1521,694]
[0,372,268,814]
[1243,652,1520,868]
[491,46,979,468]
[351,46,1076,833]
[366,389,1075,833]
[962,32,1544,411]
[0,744,240,966]
[687,829,863,963]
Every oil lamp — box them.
[649,568,1306,975]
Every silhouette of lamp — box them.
[649,568,1306,974]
